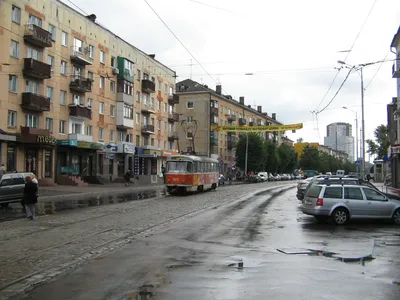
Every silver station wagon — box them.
[301,184,400,225]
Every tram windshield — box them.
[167,161,193,173]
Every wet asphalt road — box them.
[19,186,400,300]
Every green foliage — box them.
[235,133,267,172]
[367,124,389,159]
[299,145,320,170]
[265,140,280,173]
[277,143,298,173]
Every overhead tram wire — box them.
[364,51,389,90]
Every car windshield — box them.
[166,161,192,173]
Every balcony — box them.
[393,62,400,79]
[168,131,179,141]
[227,114,237,122]
[21,126,49,136]
[24,24,52,48]
[239,118,246,125]
[117,92,134,105]
[21,92,50,112]
[227,141,237,149]
[70,46,93,66]
[141,124,155,135]
[168,93,180,105]
[69,133,93,142]
[168,113,180,122]
[116,102,134,129]
[210,107,219,115]
[23,58,51,80]
[142,79,156,94]
[69,105,92,119]
[69,75,92,93]
[141,103,155,114]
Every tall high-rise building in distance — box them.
[324,123,355,162]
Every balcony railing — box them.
[141,124,155,134]
[168,93,180,104]
[21,92,50,112]
[70,46,93,66]
[393,62,400,79]
[227,114,237,122]
[23,58,51,80]
[210,107,219,115]
[69,105,92,119]
[168,131,179,141]
[168,113,180,122]
[239,118,246,125]
[70,75,92,93]
[142,79,156,94]
[68,133,93,142]
[141,103,155,114]
[24,24,52,48]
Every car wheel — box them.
[393,208,400,225]
[332,208,349,225]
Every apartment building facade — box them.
[324,122,354,162]
[0,0,178,185]
[175,79,283,173]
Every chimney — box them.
[216,85,222,95]
[86,14,97,22]
[239,97,244,105]
[247,105,251,108]
[272,113,276,120]
[148,54,156,59]
[257,106,262,113]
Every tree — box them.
[366,124,389,159]
[299,145,320,170]
[265,140,280,173]
[278,143,298,173]
[235,133,267,172]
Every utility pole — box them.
[360,67,365,177]
[244,133,248,176]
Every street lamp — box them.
[343,106,359,173]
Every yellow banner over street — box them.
[210,123,303,132]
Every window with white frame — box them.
[137,69,141,81]
[45,117,53,133]
[87,98,92,108]
[157,101,161,111]
[61,61,67,75]
[100,50,106,64]
[110,80,115,93]
[118,132,125,142]
[25,80,39,94]
[124,82,133,95]
[7,110,17,127]
[158,80,161,90]
[164,121,167,130]
[28,14,42,26]
[47,55,55,72]
[164,141,167,149]
[8,75,17,92]
[12,5,21,24]
[27,47,41,60]
[61,31,68,46]
[187,116,193,123]
[110,105,115,117]
[135,113,140,124]
[72,94,83,105]
[73,37,83,53]
[99,102,105,114]
[169,141,174,150]
[187,101,194,109]
[158,120,161,130]
[110,129,114,142]
[158,139,161,148]
[87,125,92,136]
[59,120,66,133]
[136,91,140,102]
[10,40,19,58]
[100,76,105,89]
[151,97,155,108]
[164,83,167,93]
[49,24,56,41]
[143,94,148,105]
[151,138,155,146]
[46,86,54,103]
[26,114,39,128]
[88,45,94,58]
[124,104,133,119]
[111,56,116,67]
[72,122,82,134]
[60,90,67,106]
[126,134,133,143]
[98,128,104,140]
[164,103,168,112]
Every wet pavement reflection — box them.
[0,190,162,223]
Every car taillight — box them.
[316,198,324,206]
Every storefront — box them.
[134,146,162,183]
[19,127,56,181]
[0,132,18,172]
[116,142,135,177]
[161,149,179,166]
[98,143,118,179]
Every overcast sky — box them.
[63,0,399,152]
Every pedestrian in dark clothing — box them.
[124,169,132,186]
[161,165,166,184]
[23,176,38,220]
[366,173,371,182]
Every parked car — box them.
[257,172,269,182]
[296,175,327,200]
[301,183,400,225]
[0,172,36,207]
[248,174,262,183]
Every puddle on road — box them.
[0,190,162,222]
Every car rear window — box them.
[324,187,343,199]
[305,185,322,198]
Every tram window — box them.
[187,162,192,172]
[192,162,197,173]
[200,163,204,172]
[167,161,191,172]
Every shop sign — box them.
[0,133,16,142]
[123,144,135,154]
[36,135,56,144]
[57,139,78,147]
[162,150,179,157]
[391,145,400,154]
[77,141,104,149]
[104,144,118,152]
[143,149,162,156]
[105,153,115,159]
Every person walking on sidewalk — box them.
[23,176,38,220]
[124,169,133,186]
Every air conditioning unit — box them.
[112,67,119,75]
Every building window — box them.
[136,135,140,146]
[59,120,66,134]
[7,110,17,127]
[100,76,105,89]
[164,103,168,112]
[100,50,106,64]
[157,101,161,111]
[45,118,53,133]
[49,24,56,41]
[26,80,40,93]
[110,80,115,93]
[61,61,67,75]
[151,97,155,108]
[118,132,125,142]
[27,47,42,60]
[47,55,55,72]
[110,105,115,117]
[126,134,133,143]
[87,98,92,108]
[10,40,19,58]
[72,123,82,134]
[187,101,194,109]
[151,76,155,83]
[164,121,167,130]
[111,56,116,67]
[8,75,17,92]
[46,86,54,103]
[169,141,174,150]
[158,80,161,90]
[123,82,133,95]
[187,116,193,123]
[88,71,94,81]
[110,129,115,142]
[124,104,134,119]
[136,91,140,102]
[59,90,67,106]
[136,113,140,124]
[164,141,167,149]
[158,120,161,130]
[87,125,92,136]
[137,69,141,81]
[88,45,94,58]
[12,5,21,24]
[72,94,83,105]
[99,102,105,114]
[61,31,68,46]
[151,138,155,146]
[164,83,168,93]
[26,114,39,128]
[97,128,104,141]
[28,14,42,26]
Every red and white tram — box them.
[165,155,219,194]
